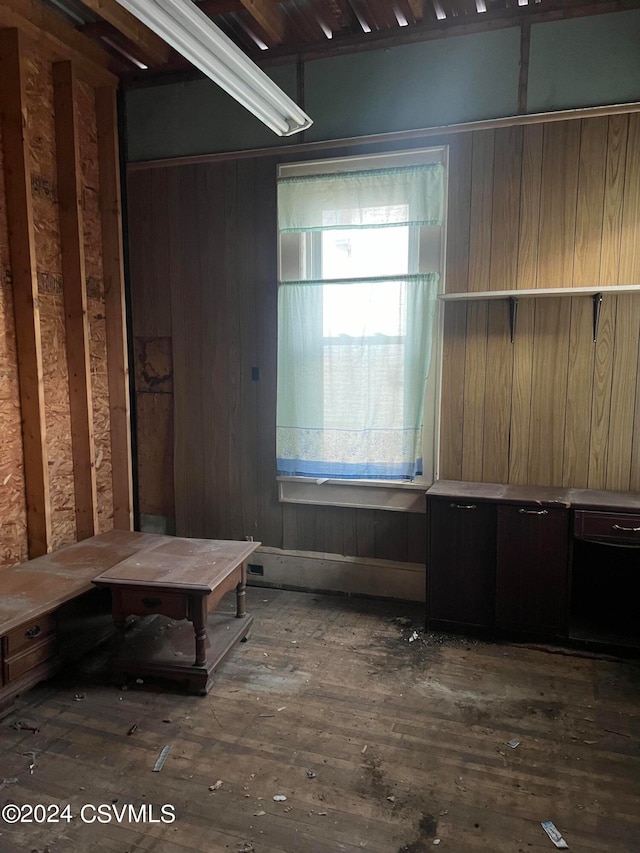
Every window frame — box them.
[276,145,448,511]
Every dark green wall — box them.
[528,10,640,112]
[125,10,640,161]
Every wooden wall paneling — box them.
[225,159,260,542]
[126,168,175,522]
[619,115,640,288]
[439,134,472,479]
[460,130,493,481]
[467,130,495,294]
[127,168,173,339]
[507,300,534,484]
[527,120,578,485]
[482,126,522,483]
[171,163,230,539]
[444,133,472,295]
[406,511,427,564]
[562,297,595,488]
[0,28,52,558]
[599,115,628,289]
[587,295,615,489]
[572,118,607,288]
[373,510,408,562]
[95,85,132,529]
[53,60,98,540]
[355,508,376,558]
[282,503,317,552]
[489,127,523,293]
[319,505,349,556]
[527,298,572,486]
[537,121,580,290]
[607,295,640,491]
[460,300,487,482]
[482,300,513,483]
[253,156,282,548]
[135,380,174,518]
[561,118,607,487]
[206,162,232,539]
[587,116,628,489]
[281,503,298,551]
[439,302,467,480]
[223,160,242,540]
[515,124,543,292]
[508,125,542,483]
[619,115,640,492]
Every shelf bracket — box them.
[592,292,603,342]
[509,296,518,343]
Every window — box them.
[276,148,446,493]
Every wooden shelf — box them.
[438,284,640,341]
[438,284,640,301]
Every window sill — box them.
[277,476,428,513]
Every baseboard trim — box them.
[248,546,425,602]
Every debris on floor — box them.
[541,820,569,848]
[152,744,172,772]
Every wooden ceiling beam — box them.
[256,0,640,63]
[237,0,285,43]
[406,0,425,20]
[79,0,171,67]
[0,0,117,85]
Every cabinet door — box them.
[427,498,496,631]
[495,505,569,637]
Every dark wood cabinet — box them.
[427,498,496,631]
[426,481,640,650]
[495,505,569,637]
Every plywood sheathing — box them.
[0,121,29,567]
[24,46,75,551]
[77,79,113,534]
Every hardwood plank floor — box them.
[1,589,639,853]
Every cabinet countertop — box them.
[426,481,640,512]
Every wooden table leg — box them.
[191,597,208,668]
[236,573,246,618]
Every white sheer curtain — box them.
[276,163,444,480]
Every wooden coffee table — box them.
[93,536,260,694]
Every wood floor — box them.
[1,588,639,853]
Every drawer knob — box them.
[518,508,548,515]
[25,625,42,639]
[142,597,162,608]
[450,503,477,510]
[612,524,640,533]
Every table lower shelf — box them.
[109,611,253,695]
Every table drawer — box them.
[112,589,189,621]
[4,613,57,656]
[574,510,640,545]
[4,636,58,683]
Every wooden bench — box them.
[0,530,164,710]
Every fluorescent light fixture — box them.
[114,0,313,136]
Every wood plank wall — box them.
[0,16,131,567]
[441,114,640,492]
[127,112,640,564]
